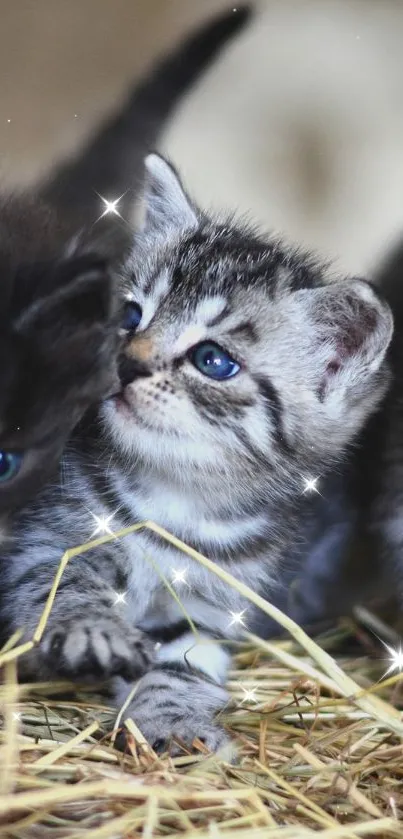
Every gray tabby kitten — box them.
[1,154,393,753]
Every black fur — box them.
[0,7,252,516]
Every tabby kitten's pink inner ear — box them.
[310,279,393,401]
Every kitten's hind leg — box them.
[114,631,231,756]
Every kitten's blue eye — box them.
[0,451,23,483]
[122,302,142,332]
[189,342,240,380]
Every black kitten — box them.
[0,7,251,517]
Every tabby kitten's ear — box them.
[140,153,198,236]
[306,278,393,402]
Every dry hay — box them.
[0,521,402,838]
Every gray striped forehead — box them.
[126,222,326,305]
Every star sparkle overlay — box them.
[171,568,191,588]
[95,191,128,223]
[89,512,116,539]
[381,641,403,679]
[100,197,121,217]
[302,476,320,495]
[113,591,127,606]
[228,609,247,629]
[240,685,258,705]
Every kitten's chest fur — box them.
[9,447,279,641]
[123,471,269,554]
[111,469,275,613]
[51,459,276,630]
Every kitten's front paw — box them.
[115,665,229,755]
[40,615,154,682]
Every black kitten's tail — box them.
[40,6,251,236]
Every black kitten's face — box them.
[0,196,119,514]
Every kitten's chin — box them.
[102,393,140,430]
[100,399,222,472]
[102,394,165,441]
[112,393,133,420]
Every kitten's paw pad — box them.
[41,617,154,681]
[115,667,229,756]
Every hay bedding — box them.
[0,522,402,838]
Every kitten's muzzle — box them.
[118,355,152,388]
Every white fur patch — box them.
[194,296,227,326]
[173,325,205,355]
[157,631,230,683]
[150,268,171,307]
[131,477,269,551]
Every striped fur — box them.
[0,155,393,754]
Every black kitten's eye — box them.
[122,302,142,332]
[0,451,23,484]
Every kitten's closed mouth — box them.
[109,391,132,418]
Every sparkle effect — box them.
[382,641,403,679]
[302,476,320,495]
[113,591,127,606]
[97,191,127,221]
[90,512,115,538]
[12,712,21,721]
[171,568,190,588]
[100,197,121,217]
[240,685,258,704]
[228,610,247,628]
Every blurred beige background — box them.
[1,0,403,275]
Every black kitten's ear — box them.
[15,256,115,335]
[140,153,198,237]
[308,278,393,400]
